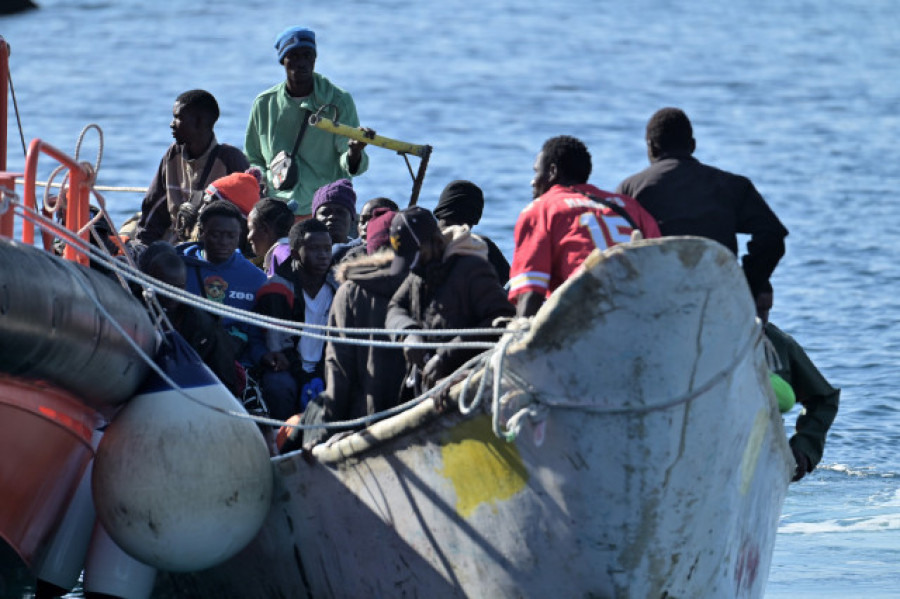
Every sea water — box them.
[1,0,898,597]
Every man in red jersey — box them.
[509,135,661,317]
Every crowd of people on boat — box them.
[96,25,835,481]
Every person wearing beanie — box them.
[204,171,262,217]
[365,209,397,255]
[312,178,357,244]
[244,26,373,217]
[386,207,515,401]
[358,197,400,241]
[336,197,400,265]
[135,89,249,245]
[434,179,511,285]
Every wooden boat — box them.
[0,37,791,598]
[158,236,794,599]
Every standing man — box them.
[135,90,249,245]
[616,107,789,317]
[244,27,370,217]
[509,135,661,318]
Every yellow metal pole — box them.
[308,115,430,158]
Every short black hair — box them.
[541,135,591,184]
[289,218,329,251]
[646,107,693,153]
[137,240,181,274]
[175,89,220,125]
[252,198,295,238]
[362,197,399,213]
[197,199,244,233]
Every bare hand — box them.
[347,127,375,174]
[403,333,429,367]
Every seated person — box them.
[282,210,407,451]
[138,241,240,394]
[247,197,297,275]
[337,196,400,264]
[252,219,340,420]
[433,179,510,285]
[179,200,267,360]
[134,89,249,245]
[311,179,358,262]
[386,207,515,399]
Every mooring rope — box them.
[495,322,765,441]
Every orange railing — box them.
[1,138,94,267]
[21,139,93,265]
[0,37,112,267]
[1,36,8,171]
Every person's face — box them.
[170,101,203,146]
[282,47,317,93]
[200,215,241,264]
[247,210,278,259]
[315,203,353,244]
[531,150,555,199]
[357,202,379,240]
[295,231,333,277]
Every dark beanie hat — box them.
[366,209,397,255]
[312,179,357,219]
[433,180,484,226]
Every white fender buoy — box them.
[92,332,273,572]
[33,430,103,592]
[82,520,156,599]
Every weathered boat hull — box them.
[158,237,792,599]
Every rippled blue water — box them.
[2,0,899,596]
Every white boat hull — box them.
[158,237,792,599]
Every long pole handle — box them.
[308,115,430,158]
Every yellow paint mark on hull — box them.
[439,415,528,518]
[740,409,770,495]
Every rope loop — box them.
[312,103,340,125]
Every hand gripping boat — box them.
[160,236,794,599]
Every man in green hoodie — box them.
[244,27,370,217]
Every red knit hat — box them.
[204,171,261,216]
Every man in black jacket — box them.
[433,179,510,285]
[617,107,788,316]
[386,207,514,397]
